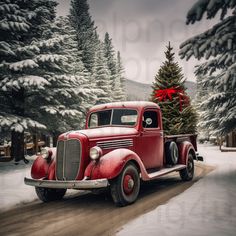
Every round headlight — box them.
[41,148,52,161]
[90,146,102,161]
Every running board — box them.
[147,164,186,180]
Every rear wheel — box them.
[179,153,194,181]
[35,187,67,202]
[165,141,179,165]
[110,163,140,207]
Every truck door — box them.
[136,109,164,169]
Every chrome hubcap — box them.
[128,179,134,189]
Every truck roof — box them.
[90,101,160,111]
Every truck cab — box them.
[25,101,200,206]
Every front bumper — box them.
[24,177,109,190]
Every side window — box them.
[142,110,158,129]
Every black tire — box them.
[179,153,194,181]
[165,141,179,165]
[35,187,67,202]
[110,163,140,207]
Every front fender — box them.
[178,141,196,165]
[31,156,50,179]
[84,149,147,180]
[31,148,56,180]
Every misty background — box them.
[56,0,217,84]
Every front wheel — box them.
[35,187,67,202]
[110,163,140,207]
[179,153,194,181]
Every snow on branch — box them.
[35,54,67,63]
[18,75,50,88]
[16,44,40,55]
[180,16,236,61]
[36,37,65,49]
[8,59,39,71]
[195,53,236,75]
[0,114,46,133]
[0,75,50,91]
[0,41,16,57]
[42,106,82,117]
[0,3,19,13]
[186,0,236,24]
[0,20,30,32]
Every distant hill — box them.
[125,79,196,101]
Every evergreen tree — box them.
[104,33,116,75]
[151,43,197,135]
[195,75,212,140]
[51,16,98,130]
[113,51,126,101]
[0,1,86,161]
[104,32,116,90]
[117,52,126,87]
[179,0,236,136]
[70,0,98,73]
[93,44,112,104]
[0,0,58,161]
[103,33,126,101]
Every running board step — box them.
[147,164,186,180]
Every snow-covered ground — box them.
[117,144,236,236]
[1,143,236,236]
[0,156,37,211]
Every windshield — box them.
[88,109,138,128]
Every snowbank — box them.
[0,157,37,211]
[117,144,236,236]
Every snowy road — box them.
[117,144,236,236]
[0,160,212,236]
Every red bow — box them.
[155,87,189,111]
[155,87,181,102]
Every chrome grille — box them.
[97,139,133,150]
[56,139,81,181]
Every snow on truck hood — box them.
[78,127,138,139]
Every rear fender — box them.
[84,149,148,180]
[178,141,196,165]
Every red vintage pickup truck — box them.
[25,101,203,206]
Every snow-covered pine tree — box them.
[113,51,126,101]
[93,44,112,104]
[103,33,126,101]
[151,43,197,135]
[112,74,125,101]
[179,0,236,136]
[104,33,116,76]
[0,1,87,161]
[70,0,98,73]
[195,75,212,141]
[104,32,117,92]
[0,0,59,161]
[51,16,98,130]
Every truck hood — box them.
[78,127,138,140]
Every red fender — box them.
[31,156,50,179]
[84,149,148,180]
[178,141,196,165]
[31,148,56,180]
[47,161,56,180]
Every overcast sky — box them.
[56,0,217,84]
